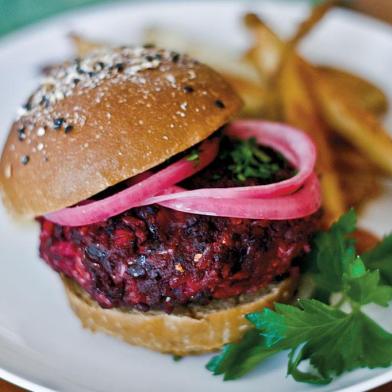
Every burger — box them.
[0,46,321,355]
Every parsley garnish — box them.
[173,355,183,362]
[207,210,392,384]
[224,137,280,182]
[363,234,392,285]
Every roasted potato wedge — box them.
[279,55,345,223]
[317,65,388,115]
[306,66,392,175]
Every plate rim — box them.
[1,1,392,391]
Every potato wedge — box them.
[287,0,340,49]
[331,136,382,209]
[306,66,392,175]
[279,55,345,223]
[243,13,284,83]
[317,65,388,115]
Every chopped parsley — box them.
[186,147,200,164]
[222,137,280,182]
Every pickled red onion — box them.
[44,120,321,226]
[143,120,316,202]
[45,137,219,226]
[155,174,321,220]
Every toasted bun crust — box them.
[0,47,242,219]
[63,275,298,355]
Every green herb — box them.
[173,355,183,362]
[187,147,200,164]
[225,137,280,182]
[362,234,392,285]
[306,208,357,296]
[207,210,392,384]
[207,329,279,380]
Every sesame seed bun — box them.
[63,274,298,355]
[0,47,242,219]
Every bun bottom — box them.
[62,275,298,355]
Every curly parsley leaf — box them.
[206,329,279,380]
[209,299,392,384]
[307,209,357,293]
[344,257,392,307]
[206,210,392,384]
[283,301,392,383]
[362,234,392,285]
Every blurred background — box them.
[0,0,392,37]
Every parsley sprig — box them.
[207,210,392,384]
[224,137,280,182]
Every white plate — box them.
[1,1,392,391]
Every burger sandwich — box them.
[0,46,322,355]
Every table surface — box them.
[1,0,392,391]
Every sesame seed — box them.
[165,74,176,85]
[184,85,194,93]
[17,127,26,141]
[114,63,124,72]
[180,102,188,110]
[214,99,225,109]
[40,96,50,108]
[37,143,44,151]
[64,124,73,133]
[20,155,30,165]
[53,118,65,129]
[37,127,46,136]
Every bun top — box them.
[0,46,242,219]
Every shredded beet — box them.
[39,206,319,312]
